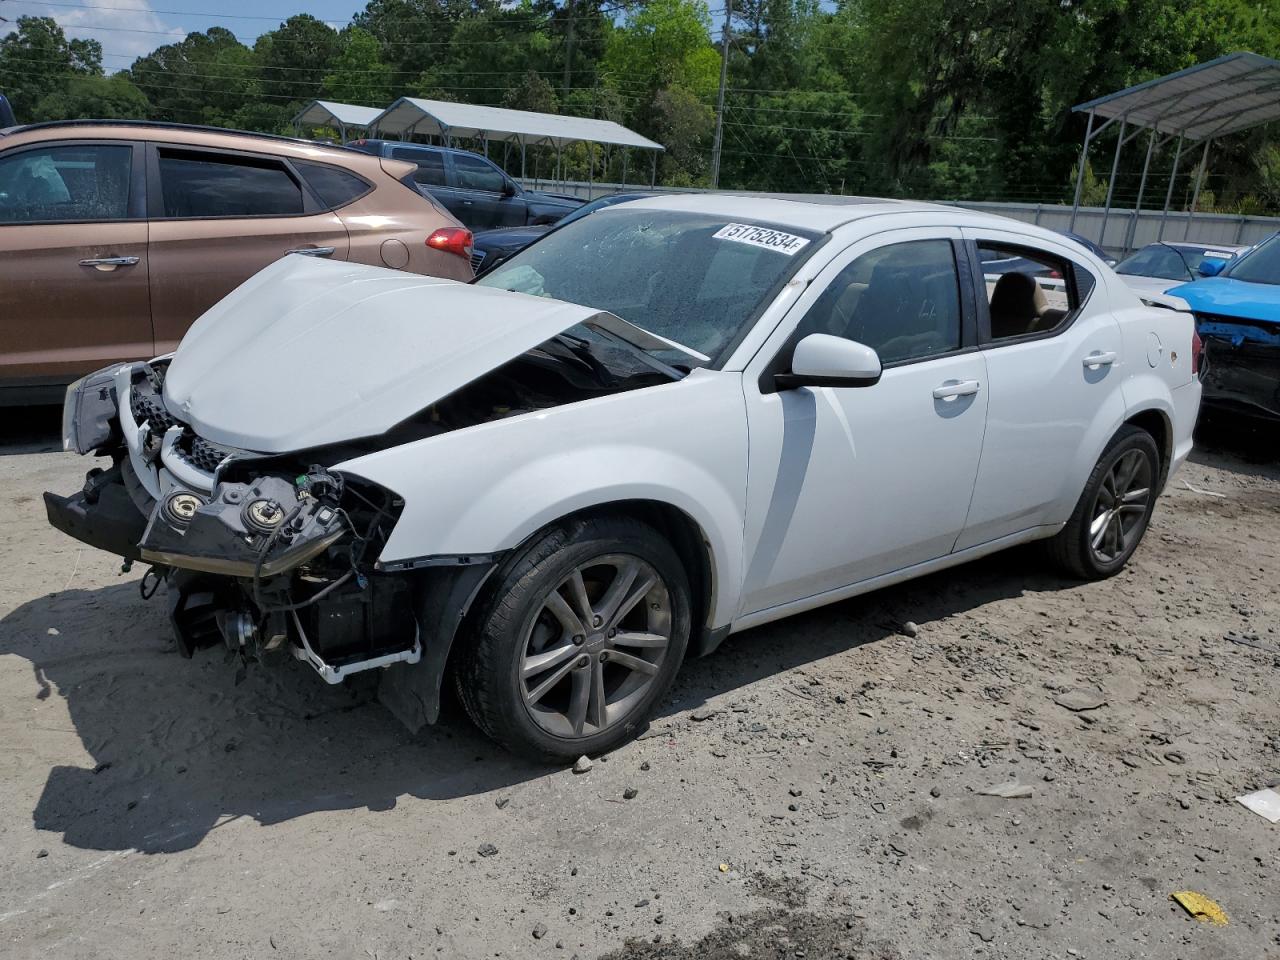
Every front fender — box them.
[335,372,749,627]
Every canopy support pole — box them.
[1098,117,1128,249]
[555,143,562,187]
[587,142,594,199]
[1156,133,1185,241]
[520,136,527,182]
[622,149,629,189]
[1069,109,1096,232]
[1183,138,1212,240]
[651,151,657,187]
[1124,128,1159,254]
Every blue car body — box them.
[1169,235,1280,419]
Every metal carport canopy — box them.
[1069,52,1280,246]
[291,100,384,133]
[1073,52,1280,141]
[370,97,664,152]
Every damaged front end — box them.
[1197,314,1280,421]
[45,358,492,720]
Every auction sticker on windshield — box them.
[713,223,810,255]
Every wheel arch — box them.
[1121,403,1173,489]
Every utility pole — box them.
[562,0,575,100]
[709,0,731,189]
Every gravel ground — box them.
[1,408,1277,960]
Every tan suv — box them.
[0,121,474,404]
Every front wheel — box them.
[1045,424,1161,580]
[455,516,691,762]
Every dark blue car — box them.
[1169,233,1280,420]
[470,191,655,275]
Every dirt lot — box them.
[1,409,1277,960]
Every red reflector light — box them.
[1191,328,1202,375]
[426,227,474,259]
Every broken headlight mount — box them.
[157,466,421,683]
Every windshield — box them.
[1116,244,1196,281]
[1225,234,1280,285]
[476,208,819,366]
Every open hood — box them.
[163,255,676,454]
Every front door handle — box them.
[79,256,139,271]
[933,379,981,400]
[285,247,335,258]
[1083,350,1117,368]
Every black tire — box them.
[455,515,691,762]
[1045,424,1161,580]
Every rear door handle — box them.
[1083,350,1117,368]
[79,256,139,271]
[933,379,981,400]
[285,247,335,257]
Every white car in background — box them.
[49,195,1201,761]
[1114,240,1250,297]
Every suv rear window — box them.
[158,149,303,218]
[294,160,371,209]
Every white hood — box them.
[163,256,621,453]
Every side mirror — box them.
[502,179,517,198]
[1197,258,1226,278]
[775,333,882,390]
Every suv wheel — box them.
[455,515,691,762]
[1046,424,1160,579]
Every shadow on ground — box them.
[1,544,1066,856]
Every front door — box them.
[449,152,525,229]
[739,229,988,616]
[0,141,152,388]
[145,143,349,354]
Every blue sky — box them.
[2,1,370,66]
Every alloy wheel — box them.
[519,554,672,739]
[1089,449,1153,564]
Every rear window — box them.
[1225,234,1280,285]
[294,160,371,209]
[158,149,303,218]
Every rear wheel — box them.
[1045,424,1160,579]
[455,515,691,762]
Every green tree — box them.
[653,83,713,185]
[322,27,393,106]
[128,27,253,126]
[0,16,102,120]
[34,74,149,122]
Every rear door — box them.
[145,142,349,355]
[0,140,151,388]
[954,229,1124,550]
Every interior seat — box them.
[989,272,1050,338]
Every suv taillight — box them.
[426,228,474,260]
[1191,327,1202,376]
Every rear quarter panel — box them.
[1114,291,1199,485]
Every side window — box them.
[0,144,132,224]
[977,242,1084,341]
[391,147,446,186]
[157,149,303,218]
[452,153,506,193]
[795,239,962,364]
[293,160,371,209]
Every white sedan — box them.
[49,195,1201,760]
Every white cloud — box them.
[3,1,188,68]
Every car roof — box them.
[0,120,386,171]
[608,192,1088,241]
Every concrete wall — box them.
[521,179,1280,255]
